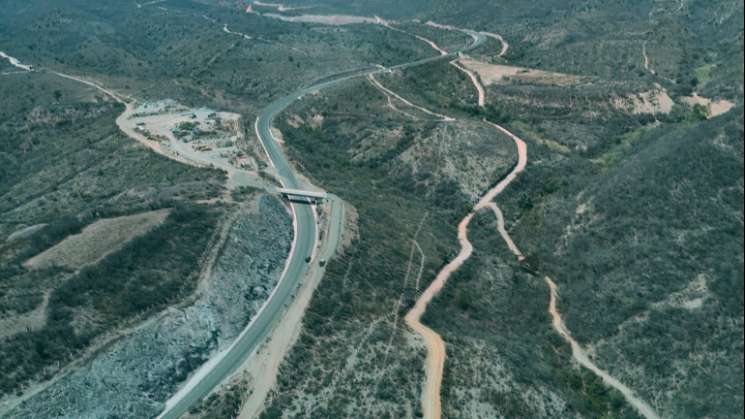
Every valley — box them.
[1,1,742,419]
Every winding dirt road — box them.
[423,21,509,58]
[479,123,658,419]
[368,74,455,122]
[405,119,527,419]
[6,10,659,417]
[450,59,486,107]
[404,213,475,419]
[642,41,656,75]
[0,51,33,71]
[481,31,510,58]
[476,121,528,209]
[391,21,521,419]
[545,276,661,419]
[485,202,524,261]
[405,103,658,419]
[476,124,659,419]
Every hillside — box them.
[1,1,742,418]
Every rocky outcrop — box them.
[7,196,292,419]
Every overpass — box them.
[156,18,486,419]
[278,188,328,202]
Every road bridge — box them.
[157,16,486,419]
[278,188,328,201]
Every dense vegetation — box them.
[497,107,744,417]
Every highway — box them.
[157,87,320,419]
[157,25,486,419]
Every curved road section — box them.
[157,27,485,419]
[157,87,320,419]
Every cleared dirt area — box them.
[23,209,170,270]
[124,101,244,170]
[259,12,381,26]
[459,57,581,86]
[613,87,674,114]
[681,93,736,118]
[121,100,273,191]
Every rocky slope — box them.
[5,195,291,418]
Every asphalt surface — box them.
[157,27,486,419]
[157,92,319,419]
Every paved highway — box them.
[157,26,486,419]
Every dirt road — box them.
[450,59,486,107]
[404,213,475,419]
[53,72,214,168]
[642,42,656,75]
[406,119,527,419]
[485,202,524,261]
[407,111,658,419]
[0,51,33,71]
[476,121,528,209]
[422,22,508,58]
[481,31,510,57]
[223,24,252,40]
[476,122,660,419]
[368,74,455,122]
[544,276,661,419]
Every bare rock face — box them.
[8,196,292,419]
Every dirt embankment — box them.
[7,197,293,419]
[612,86,674,115]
